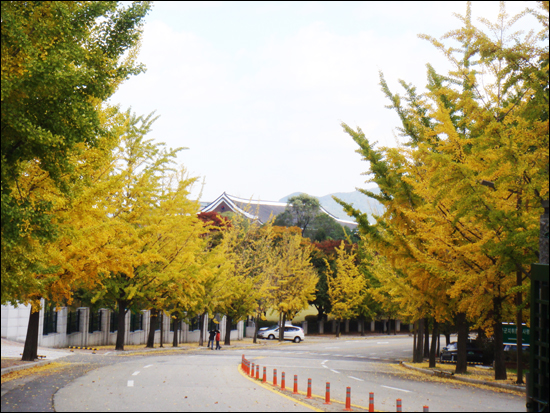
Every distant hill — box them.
[279,187,384,223]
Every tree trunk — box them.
[415,318,424,363]
[115,301,127,351]
[493,298,507,380]
[516,270,524,384]
[317,308,325,322]
[412,320,418,362]
[172,318,179,347]
[159,312,164,348]
[437,333,440,357]
[21,305,40,361]
[146,309,158,348]
[198,312,205,347]
[445,332,451,346]
[424,318,430,358]
[336,319,341,338]
[359,317,365,336]
[455,312,468,374]
[429,321,438,368]
[279,313,286,342]
[224,315,232,345]
[253,316,260,344]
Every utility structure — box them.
[526,199,549,412]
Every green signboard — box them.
[502,323,530,345]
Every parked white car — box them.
[257,325,304,343]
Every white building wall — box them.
[2,304,245,347]
[1,303,31,343]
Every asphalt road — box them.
[243,335,524,412]
[2,335,525,412]
[54,353,312,412]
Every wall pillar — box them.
[57,307,68,348]
[182,320,188,343]
[78,307,89,347]
[237,320,243,340]
[100,309,109,345]
[220,316,226,342]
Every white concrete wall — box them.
[87,331,105,347]
[66,308,88,348]
[186,330,201,343]
[2,303,247,347]
[1,303,31,343]
[40,306,67,348]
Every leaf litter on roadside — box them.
[1,362,70,384]
[390,364,524,396]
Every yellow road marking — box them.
[237,365,322,412]
[294,389,380,411]
[237,364,381,411]
[239,364,382,411]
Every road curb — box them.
[1,359,54,376]
[400,362,525,392]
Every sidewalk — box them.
[1,338,74,375]
[0,337,287,375]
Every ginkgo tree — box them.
[326,242,365,338]
[14,107,125,360]
[336,1,548,380]
[1,1,151,305]
[185,211,235,347]
[218,213,279,345]
[214,214,256,346]
[270,228,318,341]
[85,111,208,351]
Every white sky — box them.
[109,1,539,202]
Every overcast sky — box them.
[109,1,539,202]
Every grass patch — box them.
[507,367,529,375]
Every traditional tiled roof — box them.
[201,193,357,229]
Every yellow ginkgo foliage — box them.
[336,2,548,380]
[270,230,318,341]
[326,242,365,337]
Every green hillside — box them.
[279,187,384,223]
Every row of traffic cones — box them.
[243,354,430,411]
